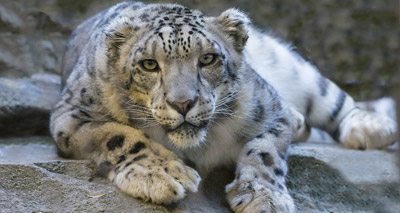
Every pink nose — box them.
[172,100,192,116]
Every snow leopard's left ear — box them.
[216,8,250,52]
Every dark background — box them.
[1,0,399,100]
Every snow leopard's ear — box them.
[216,8,251,52]
[105,18,134,63]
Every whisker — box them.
[139,122,159,129]
[125,109,153,116]
[125,104,150,111]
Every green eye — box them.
[199,53,217,66]
[141,59,159,71]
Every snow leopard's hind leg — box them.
[289,70,398,149]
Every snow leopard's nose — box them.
[167,98,197,116]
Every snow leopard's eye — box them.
[140,59,159,72]
[199,53,217,67]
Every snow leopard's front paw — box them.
[226,179,295,213]
[112,156,201,204]
[339,108,398,149]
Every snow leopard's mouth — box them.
[165,121,206,133]
[165,121,208,148]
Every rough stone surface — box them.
[0,74,61,136]
[288,142,400,213]
[0,137,398,212]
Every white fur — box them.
[113,158,200,204]
[245,28,398,148]
[290,107,310,142]
[356,97,397,119]
[339,108,398,149]
[226,137,295,213]
[175,85,256,172]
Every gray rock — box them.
[0,74,61,137]
[0,137,230,212]
[288,142,400,212]
[0,1,70,78]
[0,137,398,212]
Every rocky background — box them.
[0,0,399,212]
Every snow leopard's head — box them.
[106,5,250,148]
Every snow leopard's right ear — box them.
[216,8,251,52]
[105,18,134,63]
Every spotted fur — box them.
[50,1,398,211]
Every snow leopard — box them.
[50,2,398,212]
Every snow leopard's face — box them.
[107,5,249,148]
